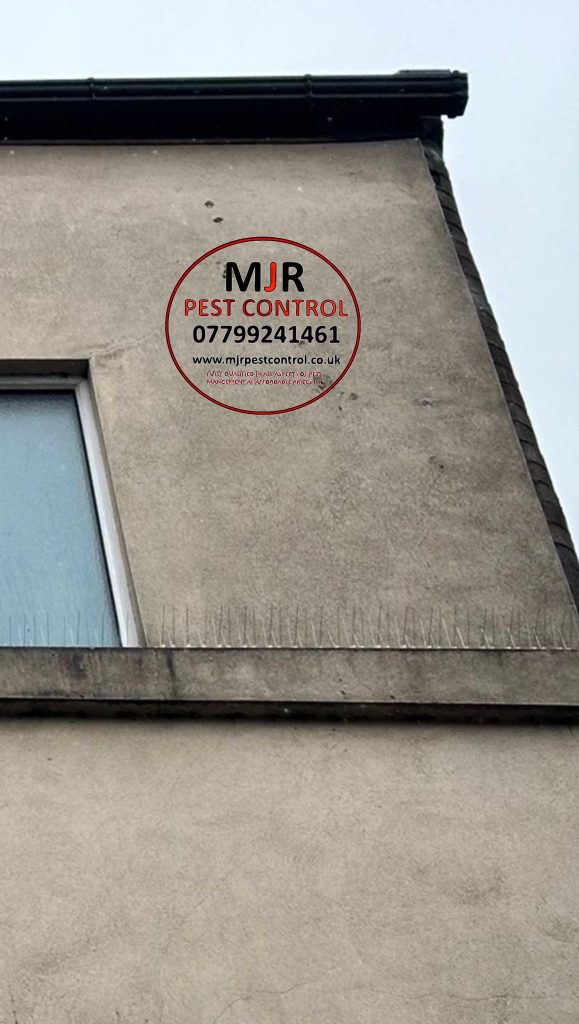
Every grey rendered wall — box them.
[1,140,578,1024]
[0,140,573,640]
[0,718,577,1024]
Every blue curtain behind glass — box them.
[0,391,120,646]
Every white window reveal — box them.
[0,378,138,647]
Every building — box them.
[0,72,578,1023]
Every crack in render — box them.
[92,331,157,362]
[208,965,339,1024]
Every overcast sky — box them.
[2,0,577,547]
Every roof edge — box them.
[424,143,579,610]
[0,71,468,144]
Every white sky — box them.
[2,0,577,547]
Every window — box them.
[0,377,138,647]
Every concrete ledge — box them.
[0,648,577,721]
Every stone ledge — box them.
[0,647,577,721]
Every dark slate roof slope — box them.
[425,143,579,608]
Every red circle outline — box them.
[165,236,361,415]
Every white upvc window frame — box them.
[0,375,140,647]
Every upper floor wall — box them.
[0,138,573,643]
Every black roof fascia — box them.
[0,71,468,144]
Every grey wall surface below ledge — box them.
[0,647,577,721]
[0,716,578,1024]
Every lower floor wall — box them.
[0,719,577,1023]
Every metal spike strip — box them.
[153,604,579,651]
[0,605,577,650]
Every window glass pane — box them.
[0,390,119,646]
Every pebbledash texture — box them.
[0,73,578,1024]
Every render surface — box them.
[0,141,574,641]
[0,719,577,1024]
[0,135,578,1024]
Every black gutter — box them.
[0,71,467,144]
